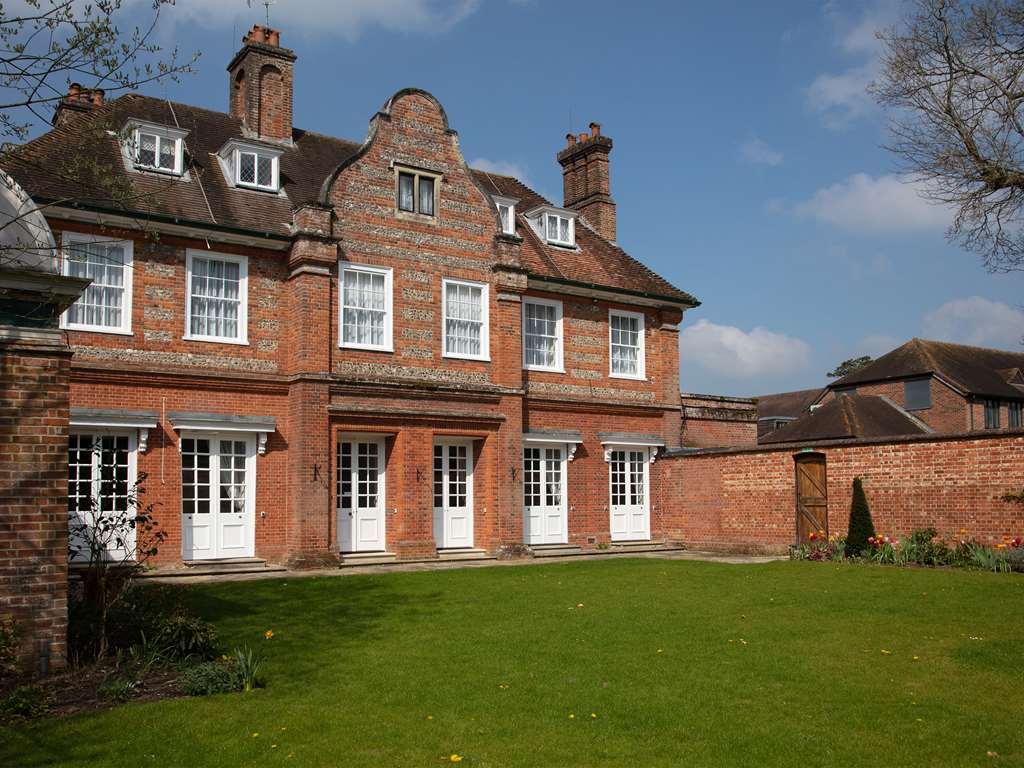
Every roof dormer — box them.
[123,120,189,176]
[217,139,283,193]
[524,204,577,248]
[492,195,518,235]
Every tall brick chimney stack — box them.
[226,24,296,143]
[557,121,616,242]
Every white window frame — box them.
[545,213,575,247]
[521,296,564,372]
[59,231,134,336]
[608,309,646,380]
[235,149,279,192]
[338,261,394,352]
[492,195,518,235]
[184,250,249,345]
[133,128,183,175]
[441,278,490,362]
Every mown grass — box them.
[3,558,1023,767]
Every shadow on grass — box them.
[1,574,444,768]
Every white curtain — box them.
[445,282,482,356]
[66,241,125,329]
[191,258,240,339]
[342,269,386,346]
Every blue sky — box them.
[122,0,1024,395]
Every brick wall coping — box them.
[681,392,758,405]
[663,427,1024,459]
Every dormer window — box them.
[237,149,276,190]
[546,214,574,246]
[492,195,518,235]
[217,140,282,193]
[524,205,577,248]
[125,121,187,176]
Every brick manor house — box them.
[5,26,702,567]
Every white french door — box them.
[181,433,256,560]
[609,447,650,541]
[67,430,137,561]
[523,445,568,545]
[433,440,474,548]
[337,436,387,552]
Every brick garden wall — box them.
[660,431,1024,553]
[0,332,72,671]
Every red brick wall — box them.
[680,394,757,448]
[661,432,1024,553]
[0,333,71,671]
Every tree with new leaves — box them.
[0,0,197,268]
[845,477,876,557]
[873,0,1024,272]
[828,356,874,378]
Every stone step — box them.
[531,544,584,558]
[339,551,397,567]
[140,558,286,579]
[605,540,685,554]
[436,548,492,562]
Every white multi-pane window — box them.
[339,263,393,351]
[493,196,517,235]
[545,213,574,247]
[67,431,137,560]
[185,251,248,344]
[442,279,489,361]
[61,233,133,334]
[136,130,180,173]
[522,297,563,371]
[236,150,277,191]
[609,309,645,379]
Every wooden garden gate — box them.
[794,453,828,543]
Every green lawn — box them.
[4,559,1024,767]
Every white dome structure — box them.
[0,169,56,272]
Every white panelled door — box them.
[181,434,256,560]
[523,445,568,545]
[433,440,474,548]
[609,447,650,541]
[337,437,386,552]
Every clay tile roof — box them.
[470,169,698,305]
[756,388,826,420]
[4,92,696,305]
[761,394,928,444]
[831,338,1024,400]
[4,93,359,238]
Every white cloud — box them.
[793,173,950,233]
[739,137,783,167]
[807,1,899,127]
[680,319,811,379]
[157,0,481,40]
[468,157,527,182]
[923,297,1024,349]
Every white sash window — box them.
[61,234,133,335]
[339,263,393,351]
[522,297,563,371]
[443,279,489,361]
[609,309,645,379]
[185,251,248,344]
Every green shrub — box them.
[233,645,265,692]
[98,677,137,702]
[0,685,50,721]
[964,543,1010,573]
[0,616,19,681]
[1005,547,1024,573]
[157,614,218,661]
[845,478,875,557]
[898,528,954,567]
[181,661,240,696]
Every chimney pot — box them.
[578,132,588,144]
[90,89,104,107]
[268,28,280,46]
[590,122,601,137]
[566,133,577,147]
[68,83,81,99]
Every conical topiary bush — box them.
[845,477,875,557]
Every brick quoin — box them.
[660,431,1024,553]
